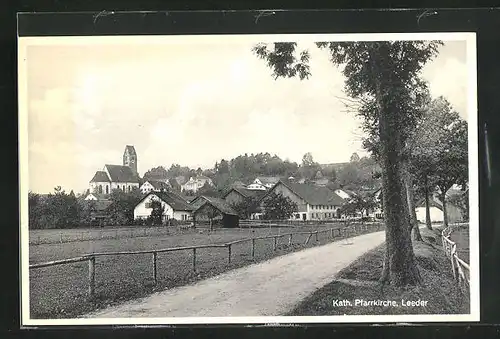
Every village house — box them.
[139,180,172,194]
[255,180,345,221]
[246,176,280,191]
[415,194,464,224]
[88,145,140,195]
[133,191,194,222]
[223,186,268,206]
[191,196,240,228]
[180,175,215,193]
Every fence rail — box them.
[30,222,384,301]
[441,223,470,293]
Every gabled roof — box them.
[105,164,140,183]
[266,180,345,206]
[223,186,267,200]
[193,196,239,216]
[90,171,111,183]
[139,191,194,211]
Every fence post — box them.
[288,233,293,246]
[330,228,334,238]
[193,247,197,271]
[60,233,63,243]
[273,236,277,251]
[315,231,318,242]
[152,252,158,285]
[251,238,255,259]
[88,256,95,298]
[228,244,232,264]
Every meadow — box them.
[28,222,383,319]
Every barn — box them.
[192,196,240,228]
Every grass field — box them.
[29,226,176,245]
[288,227,470,316]
[29,222,382,319]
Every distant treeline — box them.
[144,152,381,193]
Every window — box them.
[105,185,109,194]
[145,202,152,208]
[128,186,131,192]
[98,185,103,194]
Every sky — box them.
[22,37,471,194]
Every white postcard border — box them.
[18,32,479,326]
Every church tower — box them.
[123,145,138,175]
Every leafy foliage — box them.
[149,199,165,225]
[340,195,378,217]
[230,197,260,219]
[28,187,81,229]
[262,192,298,220]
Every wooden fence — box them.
[441,223,470,293]
[29,222,384,300]
[238,219,379,228]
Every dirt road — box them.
[84,230,385,318]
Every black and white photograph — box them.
[19,32,478,325]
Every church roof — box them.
[105,164,140,183]
[90,171,111,183]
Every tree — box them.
[254,40,442,286]
[448,189,469,221]
[204,204,221,231]
[410,97,468,229]
[149,200,165,226]
[198,181,219,197]
[230,197,260,219]
[340,195,377,218]
[143,166,169,181]
[28,191,42,229]
[108,188,143,225]
[350,152,360,162]
[302,152,315,167]
[218,159,230,174]
[262,192,298,220]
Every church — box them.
[88,145,141,196]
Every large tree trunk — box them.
[424,175,433,230]
[378,100,422,286]
[441,192,449,228]
[402,163,423,242]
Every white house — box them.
[134,191,194,222]
[139,180,172,194]
[180,175,214,193]
[415,194,463,224]
[254,180,345,221]
[246,176,280,191]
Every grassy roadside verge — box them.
[288,227,470,316]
